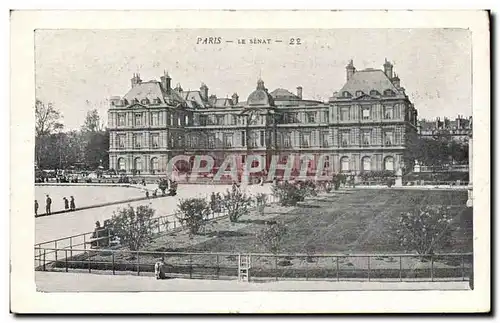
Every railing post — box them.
[88,252,91,273]
[43,249,46,271]
[275,255,278,281]
[305,256,309,281]
[69,237,73,258]
[367,256,370,282]
[431,255,434,282]
[38,246,42,268]
[108,228,111,247]
[189,254,193,279]
[137,251,140,276]
[54,241,58,263]
[461,255,465,281]
[216,254,220,280]
[65,249,68,272]
[112,252,115,275]
[336,256,340,281]
[399,256,402,282]
[83,234,87,251]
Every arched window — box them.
[134,157,143,171]
[355,90,364,97]
[362,156,371,171]
[117,157,126,171]
[343,91,352,98]
[340,156,350,172]
[150,157,159,172]
[384,156,394,171]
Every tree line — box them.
[35,99,109,170]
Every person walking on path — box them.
[34,200,38,216]
[70,196,76,210]
[45,195,52,215]
[154,257,167,280]
[63,197,69,210]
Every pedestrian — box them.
[70,196,76,210]
[145,191,150,199]
[45,195,52,215]
[34,200,38,216]
[154,257,167,280]
[63,197,69,210]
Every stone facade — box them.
[108,60,418,176]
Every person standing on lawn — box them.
[45,195,52,215]
[34,200,39,216]
[63,197,69,210]
[155,257,167,280]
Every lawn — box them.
[56,188,473,281]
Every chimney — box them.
[200,83,209,101]
[346,60,356,81]
[296,86,303,99]
[209,94,217,106]
[383,58,393,78]
[160,71,171,93]
[131,73,142,88]
[392,73,400,88]
[231,93,239,105]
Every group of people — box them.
[34,194,76,216]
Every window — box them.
[343,91,352,98]
[283,132,291,147]
[323,111,329,123]
[117,134,126,148]
[199,115,207,126]
[384,131,393,146]
[341,132,349,147]
[289,112,299,123]
[301,132,311,148]
[150,112,159,126]
[356,90,364,97]
[384,156,394,171]
[340,156,350,172]
[118,113,126,126]
[370,90,380,96]
[134,157,143,172]
[249,132,259,148]
[141,98,149,105]
[341,107,350,121]
[133,134,142,148]
[362,156,371,171]
[135,113,142,126]
[362,131,371,146]
[321,131,329,147]
[307,112,316,123]
[151,134,159,148]
[208,135,215,148]
[216,115,224,125]
[384,106,394,120]
[260,131,265,147]
[185,115,189,126]
[118,158,126,171]
[178,115,182,126]
[384,89,395,97]
[223,133,233,148]
[362,106,371,120]
[150,158,159,172]
[241,131,246,147]
[230,115,237,125]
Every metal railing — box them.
[34,248,473,283]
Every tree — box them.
[220,186,252,222]
[109,205,156,251]
[35,99,63,137]
[84,129,110,169]
[176,198,210,235]
[82,109,103,133]
[272,181,308,206]
[396,205,453,256]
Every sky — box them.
[35,28,472,131]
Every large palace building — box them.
[107,59,419,177]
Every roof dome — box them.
[247,78,274,106]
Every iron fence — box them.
[34,247,472,282]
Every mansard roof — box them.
[270,88,299,100]
[123,81,187,108]
[338,69,400,97]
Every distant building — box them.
[107,59,419,176]
[418,115,472,142]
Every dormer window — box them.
[342,91,352,98]
[141,98,150,105]
[370,90,380,96]
[355,90,364,97]
[383,89,395,97]
[153,98,161,104]
[122,99,128,106]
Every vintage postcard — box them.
[10,10,490,313]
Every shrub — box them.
[176,198,210,235]
[158,178,169,196]
[255,193,268,216]
[209,192,223,214]
[396,205,453,256]
[109,205,156,251]
[221,186,252,222]
[257,221,288,255]
[272,182,307,206]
